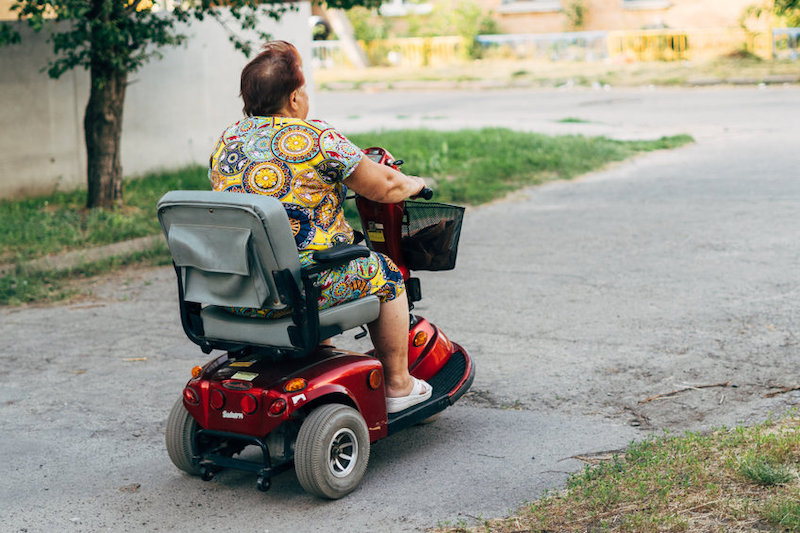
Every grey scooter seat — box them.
[157,190,379,352]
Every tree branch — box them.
[638,382,734,404]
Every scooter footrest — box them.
[426,348,468,394]
[386,348,470,434]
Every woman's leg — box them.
[309,251,425,399]
[367,296,416,398]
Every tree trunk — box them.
[84,68,127,209]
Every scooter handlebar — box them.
[412,187,434,201]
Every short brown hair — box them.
[240,41,305,117]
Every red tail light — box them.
[268,398,287,416]
[210,389,226,410]
[241,394,258,415]
[183,387,199,405]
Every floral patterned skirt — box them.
[229,250,405,319]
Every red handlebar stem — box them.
[356,147,410,280]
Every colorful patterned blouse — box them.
[208,116,406,317]
[209,116,364,251]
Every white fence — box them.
[476,31,608,62]
[773,28,800,60]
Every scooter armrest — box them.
[304,245,371,275]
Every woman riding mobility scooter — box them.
[158,147,474,499]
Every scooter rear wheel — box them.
[165,396,202,476]
[294,404,370,499]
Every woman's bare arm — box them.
[343,156,425,203]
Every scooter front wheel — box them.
[294,404,370,499]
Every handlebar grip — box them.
[412,187,434,201]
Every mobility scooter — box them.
[158,147,474,499]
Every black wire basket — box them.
[401,201,465,271]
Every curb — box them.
[0,235,164,277]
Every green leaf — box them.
[0,23,22,45]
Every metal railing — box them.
[476,31,608,61]
[773,28,800,60]
[312,28,795,69]
[312,40,355,69]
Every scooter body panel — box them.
[183,347,387,440]
[408,316,454,381]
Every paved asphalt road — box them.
[1,85,798,532]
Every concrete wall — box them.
[491,0,758,34]
[0,0,15,19]
[0,3,313,200]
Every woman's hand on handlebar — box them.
[406,175,434,200]
[411,186,434,200]
[409,176,429,200]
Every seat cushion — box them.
[200,296,381,348]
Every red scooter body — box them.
[165,146,473,498]
[183,348,388,442]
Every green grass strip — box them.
[0,165,208,263]
[0,128,692,306]
[437,414,800,533]
[0,242,171,306]
[348,129,693,205]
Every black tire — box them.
[294,404,370,499]
[165,397,201,476]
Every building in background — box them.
[490,0,760,34]
[312,0,780,67]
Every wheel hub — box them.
[329,428,358,478]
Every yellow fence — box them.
[607,30,688,61]
[361,36,465,67]
[607,29,773,61]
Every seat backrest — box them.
[157,190,300,311]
